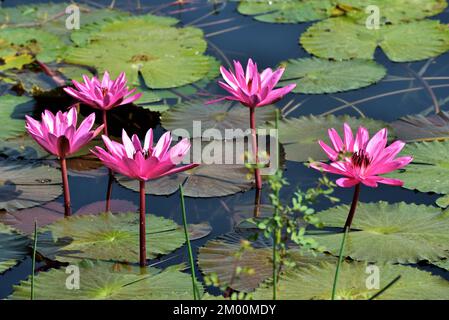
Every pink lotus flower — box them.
[64,71,142,111]
[311,123,413,188]
[92,129,198,181]
[25,107,104,158]
[208,59,296,108]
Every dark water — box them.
[1,0,449,298]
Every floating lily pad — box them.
[0,54,33,72]
[161,100,276,138]
[270,115,388,162]
[0,160,62,212]
[198,232,334,292]
[392,111,449,142]
[188,222,212,241]
[0,28,66,62]
[0,223,30,274]
[117,163,253,198]
[9,261,201,300]
[386,140,449,195]
[36,212,185,263]
[309,202,449,263]
[0,95,34,140]
[278,58,386,94]
[253,261,449,300]
[436,194,449,208]
[236,0,447,24]
[0,69,58,94]
[65,15,214,89]
[433,259,449,271]
[301,18,449,62]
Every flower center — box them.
[351,149,371,168]
[101,87,109,97]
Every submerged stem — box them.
[60,157,71,217]
[179,184,201,300]
[139,180,147,267]
[31,221,37,300]
[105,170,113,212]
[344,183,361,229]
[249,107,262,190]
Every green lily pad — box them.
[253,261,449,300]
[278,58,386,94]
[0,28,66,62]
[65,15,213,89]
[117,163,253,198]
[270,115,388,162]
[0,69,58,94]
[386,140,449,195]
[0,223,30,274]
[433,259,449,271]
[436,194,449,208]
[0,160,62,212]
[9,261,201,300]
[301,18,449,62]
[198,232,334,292]
[0,54,33,72]
[36,212,185,263]
[161,99,276,138]
[235,0,447,24]
[309,202,449,263]
[0,94,34,140]
[391,111,449,142]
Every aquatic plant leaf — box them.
[269,115,388,162]
[433,258,449,271]
[310,202,449,263]
[279,58,386,94]
[391,111,449,142]
[0,223,30,274]
[36,212,185,263]
[0,54,33,72]
[188,222,212,241]
[236,0,334,24]
[65,15,213,89]
[0,160,62,212]
[117,163,253,198]
[161,99,275,138]
[198,232,334,292]
[253,261,449,299]
[301,18,449,62]
[0,28,66,62]
[235,0,446,24]
[385,140,449,195]
[436,194,449,208]
[9,261,201,300]
[0,95,34,140]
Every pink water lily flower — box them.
[311,123,413,188]
[64,71,142,111]
[25,107,104,158]
[209,59,296,108]
[92,129,198,181]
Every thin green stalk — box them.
[179,184,201,300]
[331,226,349,300]
[368,275,401,300]
[31,221,37,300]
[272,109,281,301]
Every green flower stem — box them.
[272,109,281,301]
[344,183,361,229]
[31,221,37,300]
[179,184,200,300]
[139,180,147,267]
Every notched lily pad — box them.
[301,18,449,62]
[36,212,185,263]
[161,99,276,139]
[392,111,449,142]
[309,202,449,263]
[65,15,214,89]
[279,58,386,94]
[0,94,35,140]
[9,261,201,300]
[253,261,449,300]
[385,140,449,195]
[198,232,334,292]
[0,223,30,273]
[0,160,62,212]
